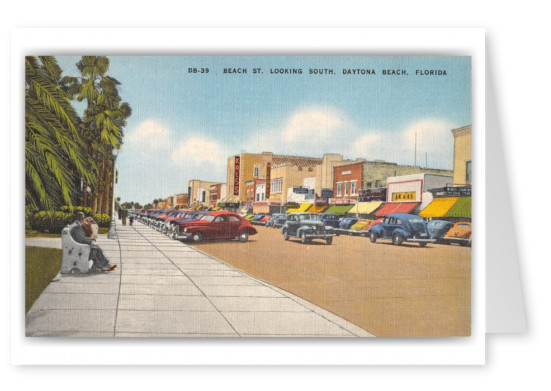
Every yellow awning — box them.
[287,203,313,213]
[308,204,327,213]
[348,201,383,214]
[419,197,459,218]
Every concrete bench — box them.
[60,223,92,274]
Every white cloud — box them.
[172,136,226,172]
[248,109,456,170]
[126,119,170,152]
[281,108,344,143]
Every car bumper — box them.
[406,237,435,243]
[305,233,335,239]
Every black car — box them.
[281,213,335,245]
[320,213,341,228]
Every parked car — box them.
[427,220,455,242]
[266,213,284,227]
[368,213,434,247]
[174,211,257,243]
[271,214,288,228]
[320,213,341,229]
[257,215,272,225]
[339,216,359,229]
[281,213,335,245]
[444,221,472,246]
[350,219,372,231]
[168,211,207,238]
[362,218,384,233]
[251,214,268,225]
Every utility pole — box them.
[414,132,417,166]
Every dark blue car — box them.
[339,216,358,229]
[427,220,454,242]
[368,213,434,247]
[321,213,341,228]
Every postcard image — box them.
[24,54,472,338]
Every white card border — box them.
[10,27,485,365]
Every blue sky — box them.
[56,56,471,205]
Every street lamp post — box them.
[107,148,119,239]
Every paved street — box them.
[25,220,372,337]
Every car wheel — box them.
[392,233,404,245]
[301,232,308,244]
[283,229,289,241]
[326,237,333,245]
[191,232,203,243]
[419,242,427,247]
[238,232,249,243]
[370,232,377,243]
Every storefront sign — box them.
[293,187,309,194]
[392,191,417,201]
[234,156,240,196]
[358,188,386,202]
[321,189,334,199]
[443,186,471,197]
[266,163,271,199]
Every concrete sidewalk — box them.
[26,220,373,337]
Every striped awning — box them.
[444,196,471,218]
[286,203,313,213]
[323,204,354,215]
[347,201,383,215]
[308,204,328,213]
[374,202,419,217]
[419,197,459,218]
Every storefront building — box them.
[451,125,472,186]
[375,173,453,217]
[175,193,189,209]
[188,179,223,209]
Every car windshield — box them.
[299,214,320,221]
[428,221,446,227]
[200,215,215,222]
[457,224,471,228]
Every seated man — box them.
[70,212,117,272]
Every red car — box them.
[175,211,257,243]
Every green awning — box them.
[323,205,354,215]
[444,196,471,218]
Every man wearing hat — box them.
[70,212,117,272]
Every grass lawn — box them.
[25,246,62,313]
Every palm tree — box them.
[62,56,132,215]
[25,56,96,211]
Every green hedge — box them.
[27,206,111,233]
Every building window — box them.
[366,182,372,188]
[253,165,259,177]
[271,178,282,194]
[337,182,342,197]
[466,161,472,183]
[351,180,357,195]
[344,181,348,196]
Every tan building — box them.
[227,152,325,203]
[451,125,472,185]
[188,179,223,207]
[268,163,320,204]
[226,151,366,204]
